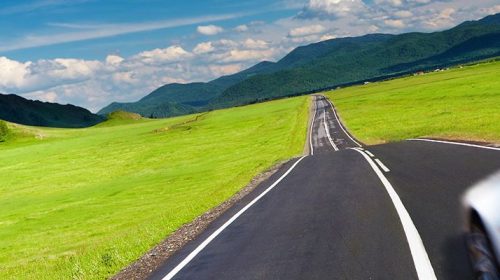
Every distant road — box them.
[150,96,500,280]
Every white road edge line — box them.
[161,157,306,280]
[409,138,500,151]
[309,97,317,156]
[374,158,390,172]
[325,98,362,147]
[323,109,339,151]
[351,148,437,280]
[365,150,375,157]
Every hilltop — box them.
[99,13,500,117]
[0,93,104,128]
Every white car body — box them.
[464,171,500,264]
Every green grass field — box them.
[0,96,309,279]
[326,60,500,145]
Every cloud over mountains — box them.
[0,0,499,111]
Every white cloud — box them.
[234,24,249,32]
[375,0,403,6]
[105,54,124,66]
[384,19,406,28]
[320,34,337,41]
[197,24,224,35]
[219,49,277,63]
[242,38,269,49]
[112,72,136,84]
[3,0,500,113]
[480,5,500,15]
[26,91,58,103]
[394,10,413,18]
[299,0,368,18]
[193,42,215,54]
[424,7,456,28]
[0,56,102,92]
[208,64,243,77]
[136,46,192,64]
[288,24,327,37]
[0,56,30,89]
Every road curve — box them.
[149,95,500,280]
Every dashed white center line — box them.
[325,98,362,148]
[323,109,339,151]
[351,148,437,280]
[375,158,390,172]
[365,150,375,157]
[309,98,317,156]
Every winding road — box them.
[150,95,500,280]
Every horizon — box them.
[0,0,499,112]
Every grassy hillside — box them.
[326,60,500,144]
[0,96,309,279]
[213,14,500,108]
[98,14,500,119]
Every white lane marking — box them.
[374,158,390,172]
[365,150,375,157]
[309,97,317,156]
[325,98,362,147]
[409,138,500,151]
[161,157,306,280]
[351,148,437,280]
[323,109,339,151]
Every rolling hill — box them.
[97,60,284,116]
[0,93,104,128]
[98,13,500,118]
[325,59,500,144]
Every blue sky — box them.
[0,0,499,111]
[0,0,298,60]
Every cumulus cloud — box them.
[480,5,500,15]
[197,24,224,35]
[394,10,413,18]
[105,54,124,66]
[299,0,368,19]
[136,46,193,64]
[3,0,500,113]
[234,24,249,32]
[288,24,327,37]
[424,7,456,28]
[242,38,269,49]
[0,56,101,93]
[193,42,215,54]
[0,56,30,89]
[384,19,406,28]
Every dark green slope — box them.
[98,13,500,117]
[97,60,283,117]
[0,93,104,128]
[211,14,500,108]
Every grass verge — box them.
[325,60,500,145]
[0,96,309,279]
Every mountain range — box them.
[1,13,499,128]
[98,13,500,117]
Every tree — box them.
[0,120,9,142]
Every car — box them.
[464,171,500,279]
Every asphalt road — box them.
[150,95,500,280]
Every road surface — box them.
[150,95,500,280]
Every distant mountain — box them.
[0,93,104,128]
[99,13,500,117]
[97,60,284,116]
